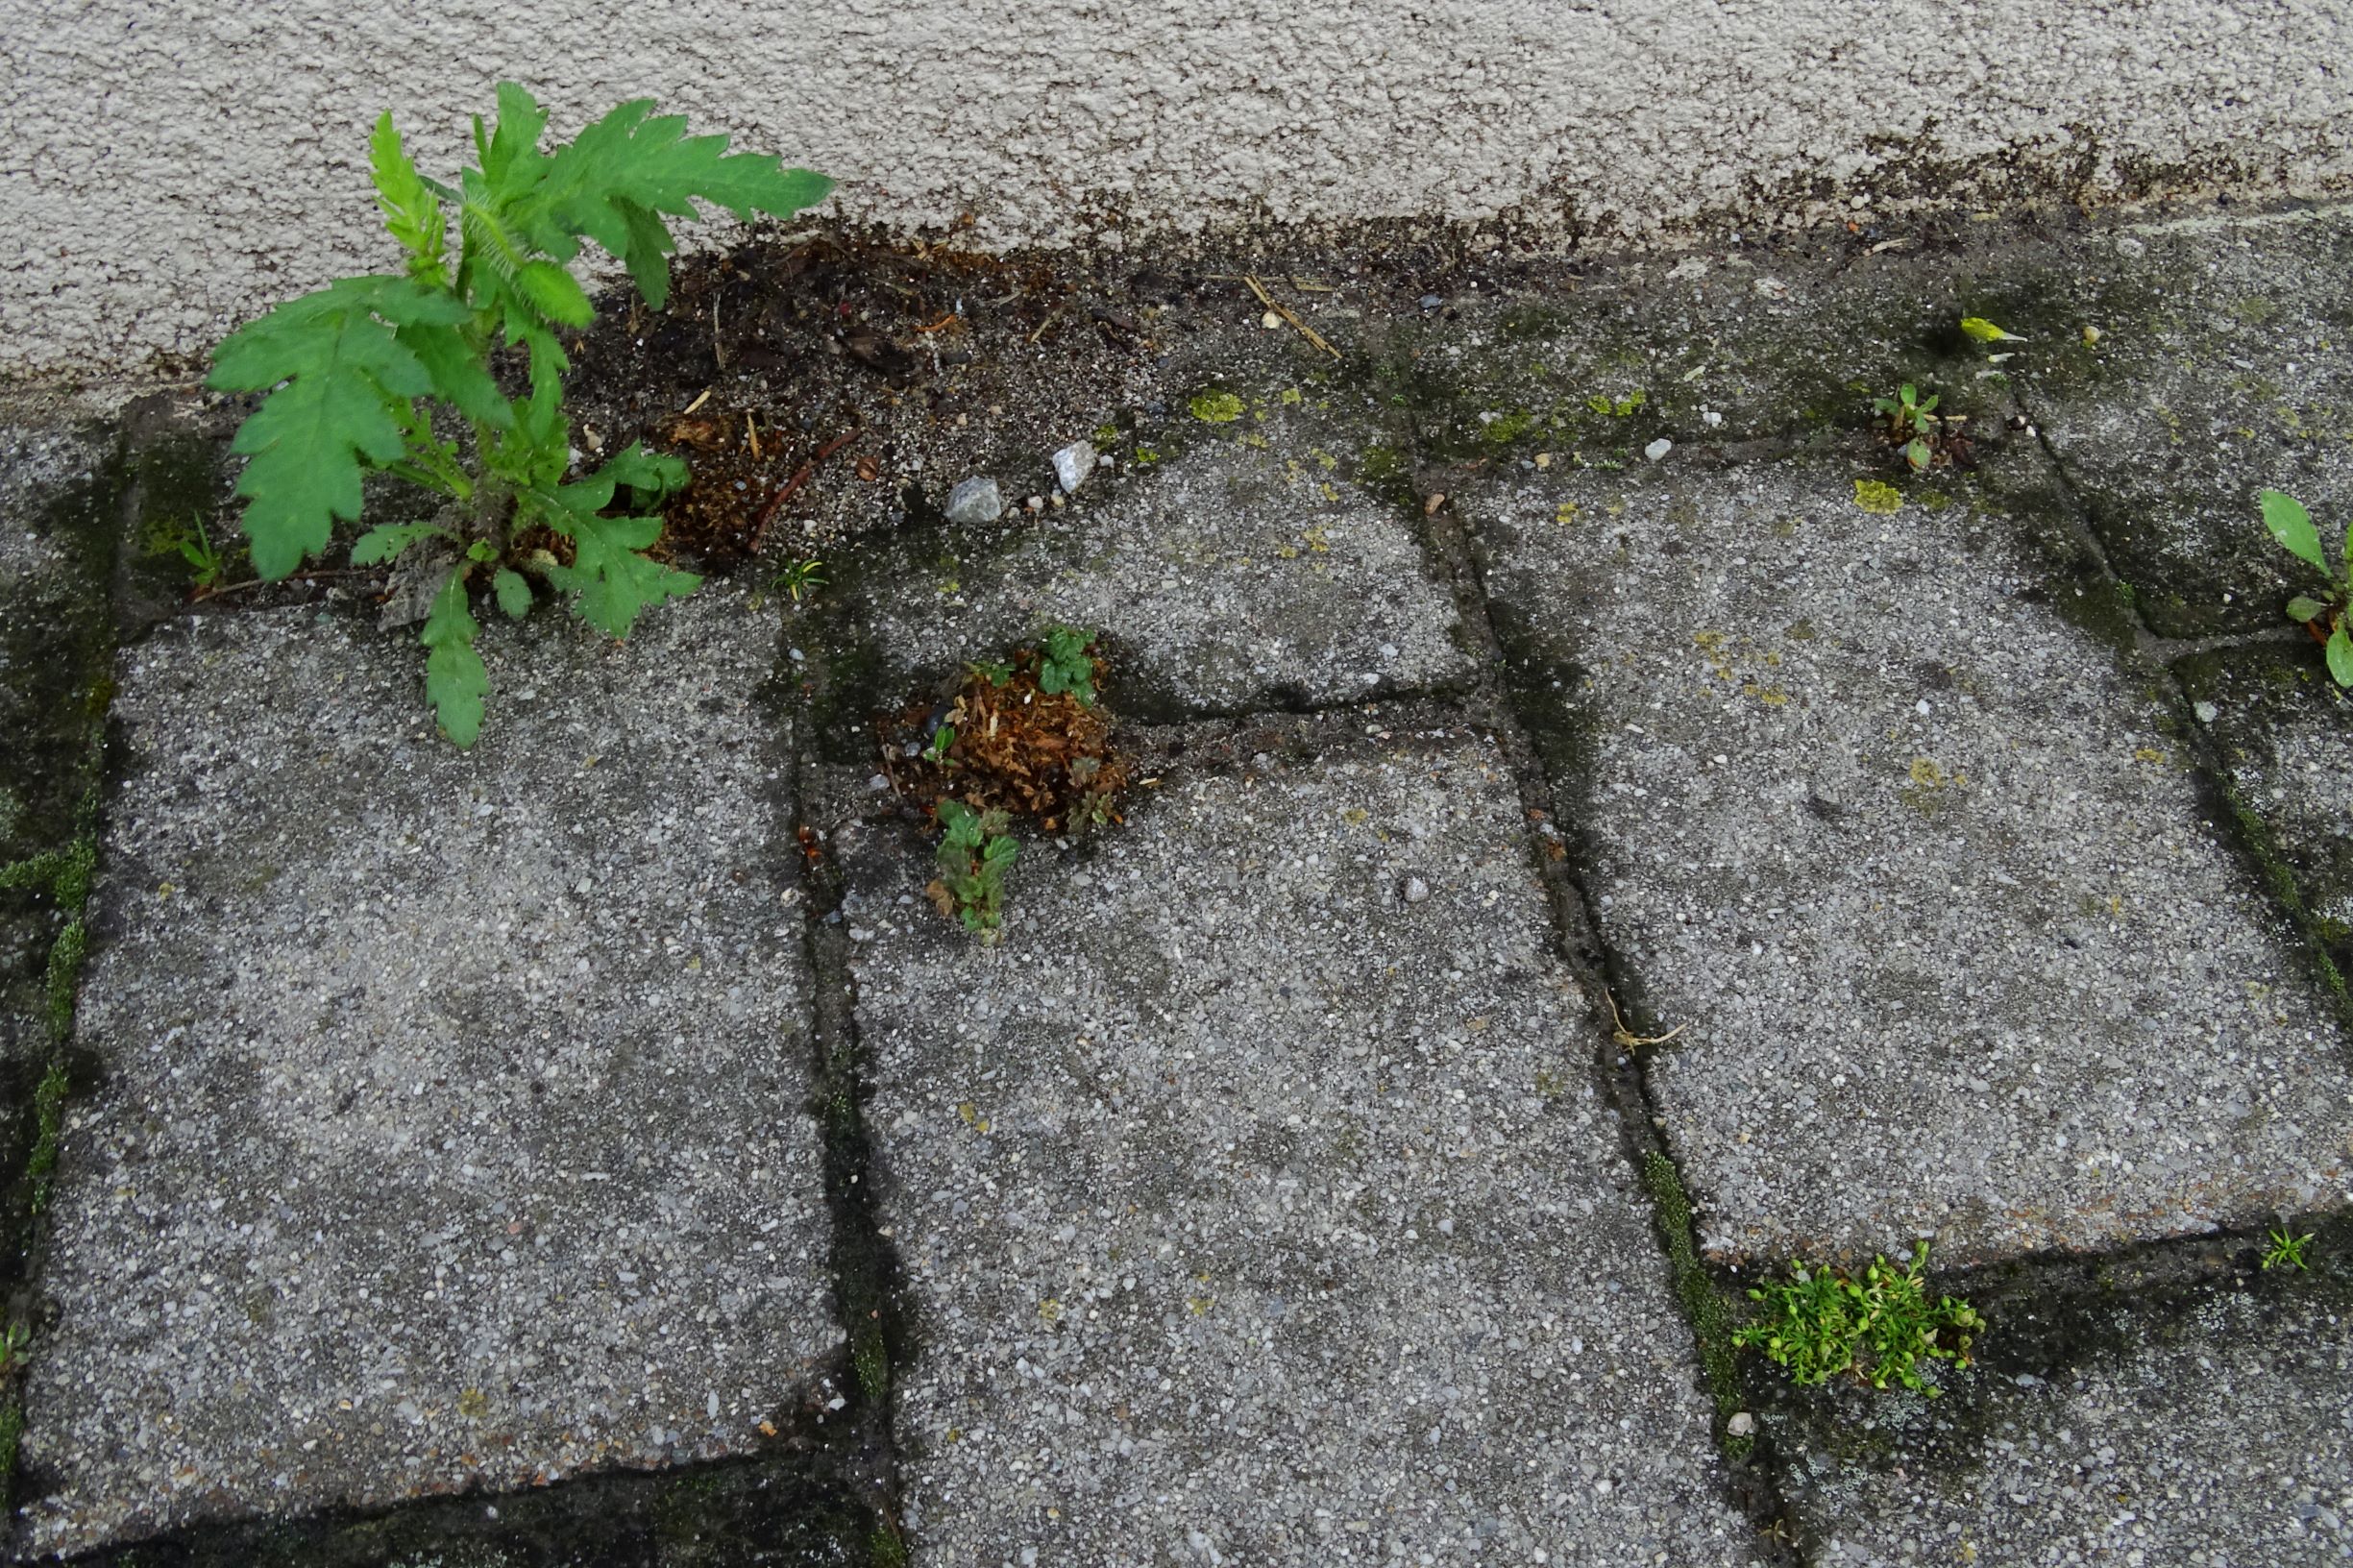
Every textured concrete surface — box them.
[1777,1275,2353,1566]
[9,2,2353,379]
[1471,444,2353,1265]
[2000,206,2353,637]
[2180,645,2353,978]
[0,424,113,1080]
[829,410,1470,724]
[19,590,839,1556]
[839,722,1756,1564]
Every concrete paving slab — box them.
[1776,1275,2353,1567]
[2178,643,2353,980]
[824,398,1472,725]
[838,721,1757,1565]
[18,589,839,1556]
[1470,444,2353,1266]
[1385,233,2029,460]
[2000,206,2353,637]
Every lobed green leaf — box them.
[537,506,698,639]
[370,112,447,285]
[492,567,533,619]
[352,520,453,566]
[420,572,488,747]
[209,277,466,578]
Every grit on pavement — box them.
[0,200,2347,1565]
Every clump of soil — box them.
[879,633,1130,837]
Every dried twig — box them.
[1243,274,1339,358]
[1605,990,1686,1050]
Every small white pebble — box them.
[1644,438,1673,462]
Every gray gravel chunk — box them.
[1473,450,2353,1266]
[20,590,838,1556]
[841,726,1756,1564]
[836,431,1472,722]
[1782,1282,2353,1566]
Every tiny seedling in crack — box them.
[919,723,957,767]
[1870,382,1968,473]
[773,556,826,603]
[0,1323,28,1378]
[930,799,1017,943]
[1734,1240,1983,1396]
[965,658,1014,688]
[163,511,233,593]
[208,83,830,745]
[2262,489,2353,686]
[2261,1225,2314,1271]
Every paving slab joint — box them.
[1405,451,1807,1554]
[0,429,135,1536]
[779,669,917,1562]
[2008,387,2353,1027]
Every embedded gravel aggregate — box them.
[2178,644,2353,962]
[19,589,840,1556]
[1471,447,2353,1265]
[834,430,1472,723]
[839,723,1756,1564]
[9,202,2353,1564]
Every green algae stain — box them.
[1853,478,1903,514]
[1189,390,1245,424]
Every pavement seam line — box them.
[2009,383,2353,1029]
[1403,453,1804,1556]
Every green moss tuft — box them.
[1641,1149,1750,1458]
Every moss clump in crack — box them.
[1641,1149,1748,1458]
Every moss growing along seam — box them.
[1641,1149,1751,1459]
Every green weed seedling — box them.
[2261,489,2353,687]
[1734,1240,1983,1396]
[1037,625,1098,705]
[1872,383,1941,473]
[2261,1225,2314,1271]
[930,799,1017,943]
[158,510,233,592]
[208,84,831,745]
[773,557,826,603]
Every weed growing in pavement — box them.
[150,510,234,593]
[1036,625,1099,706]
[884,626,1128,942]
[2261,489,2353,686]
[930,800,1017,943]
[2261,1225,2315,1271]
[1638,1152,1748,1455]
[208,84,830,745]
[1734,1240,1983,1396]
[1871,382,1972,474]
[773,557,827,603]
